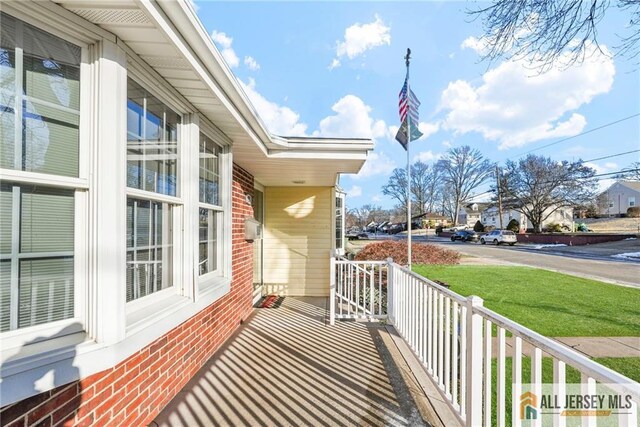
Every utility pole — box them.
[496,165,504,230]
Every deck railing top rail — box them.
[474,304,638,397]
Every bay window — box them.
[126,77,180,302]
[198,133,223,280]
[0,12,82,333]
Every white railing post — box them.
[386,258,394,324]
[329,250,336,325]
[465,295,484,427]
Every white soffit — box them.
[54,0,372,186]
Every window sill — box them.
[199,275,230,297]
[1,277,233,407]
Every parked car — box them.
[480,230,517,245]
[388,223,405,234]
[450,230,480,242]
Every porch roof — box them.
[50,0,373,186]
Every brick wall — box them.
[1,164,256,427]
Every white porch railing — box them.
[329,256,640,427]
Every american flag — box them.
[395,70,423,150]
[398,73,420,124]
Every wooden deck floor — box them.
[152,297,440,426]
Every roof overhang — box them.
[48,0,372,186]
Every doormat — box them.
[255,295,284,308]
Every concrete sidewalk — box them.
[491,336,640,358]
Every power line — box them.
[581,149,640,164]
[519,113,640,156]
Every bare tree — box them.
[382,161,438,216]
[382,168,409,213]
[469,0,640,69]
[348,204,386,228]
[616,161,640,180]
[436,146,494,226]
[501,155,598,232]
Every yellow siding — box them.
[263,187,331,296]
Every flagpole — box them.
[405,49,412,269]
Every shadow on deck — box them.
[153,297,457,426]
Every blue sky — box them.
[194,1,640,210]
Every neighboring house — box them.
[457,202,490,227]
[0,2,372,425]
[598,180,640,216]
[481,206,574,230]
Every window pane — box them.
[0,260,10,332]
[199,134,220,205]
[199,208,217,275]
[0,47,16,170]
[127,79,180,196]
[23,93,79,176]
[126,198,173,301]
[0,184,12,254]
[0,13,81,176]
[20,186,74,253]
[18,257,74,328]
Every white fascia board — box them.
[268,151,369,160]
[139,0,271,157]
[269,135,374,151]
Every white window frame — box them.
[629,197,636,208]
[196,118,232,293]
[334,190,345,256]
[0,10,90,349]
[124,71,188,325]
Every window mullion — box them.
[9,186,20,330]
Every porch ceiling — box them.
[53,0,373,186]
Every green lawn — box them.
[412,265,640,337]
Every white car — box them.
[480,230,517,246]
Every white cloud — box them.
[440,42,615,149]
[418,122,439,140]
[244,56,260,71]
[461,36,488,55]
[315,95,387,139]
[371,194,382,202]
[331,15,391,68]
[413,150,439,163]
[240,78,308,136]
[353,151,396,180]
[442,140,452,148]
[346,185,362,198]
[211,30,239,68]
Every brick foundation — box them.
[1,164,256,427]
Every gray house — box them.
[599,180,640,216]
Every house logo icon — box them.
[520,391,538,420]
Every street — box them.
[425,237,640,288]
